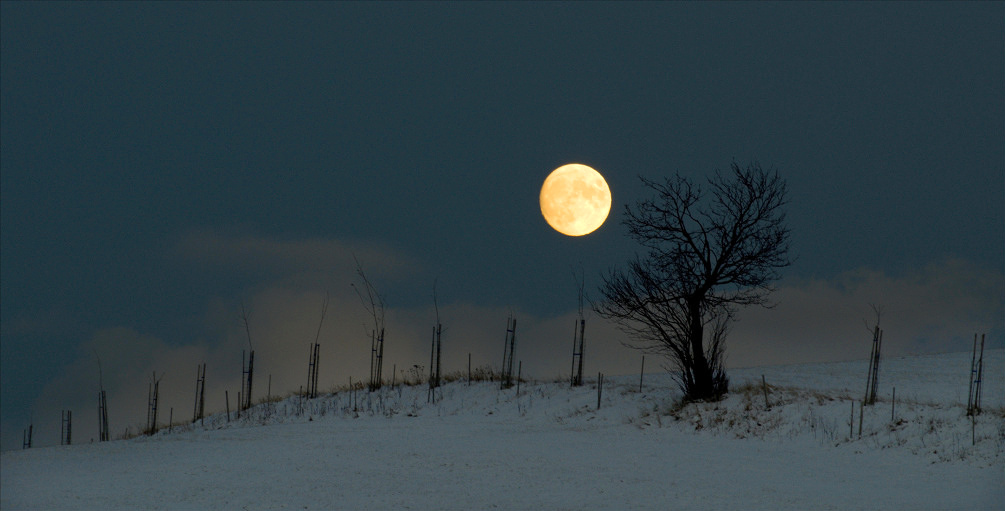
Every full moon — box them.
[540,163,612,236]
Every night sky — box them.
[2,2,1002,450]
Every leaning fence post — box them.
[639,356,645,393]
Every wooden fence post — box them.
[858,401,864,438]
[516,361,522,396]
[61,410,72,445]
[849,400,854,438]
[639,356,645,393]
[597,372,604,410]
[891,387,896,422]
[762,375,770,410]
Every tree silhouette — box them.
[595,162,790,401]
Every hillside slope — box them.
[3,350,1002,510]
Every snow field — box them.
[2,350,1002,510]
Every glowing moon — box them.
[540,163,612,236]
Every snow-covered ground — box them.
[3,350,1002,510]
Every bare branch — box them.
[313,291,329,346]
[863,303,883,333]
[352,254,385,335]
[241,301,253,351]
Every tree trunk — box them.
[687,302,712,400]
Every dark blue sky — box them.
[2,2,1002,450]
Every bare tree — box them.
[594,162,790,401]
[352,255,386,391]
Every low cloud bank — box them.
[729,259,1004,367]
[24,235,1002,449]
[28,288,637,448]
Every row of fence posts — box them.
[848,387,899,439]
[847,331,988,445]
[23,298,317,444]
[21,308,538,445]
[30,306,989,450]
[17,313,657,447]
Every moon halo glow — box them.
[539,163,612,236]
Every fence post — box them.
[762,375,770,410]
[516,361,522,396]
[639,356,645,393]
[891,387,896,422]
[849,400,854,438]
[972,414,976,446]
[858,401,864,438]
[597,372,604,410]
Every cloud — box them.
[728,259,1004,367]
[26,242,1002,449]
[28,283,642,448]
[30,327,210,445]
[174,228,415,282]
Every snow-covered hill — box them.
[3,350,1002,510]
